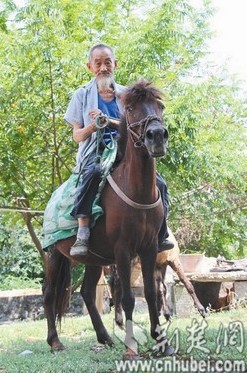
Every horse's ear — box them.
[116,92,123,99]
[116,92,125,104]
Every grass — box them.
[0,276,42,291]
[0,308,246,372]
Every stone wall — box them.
[0,289,84,323]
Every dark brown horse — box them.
[42,79,174,358]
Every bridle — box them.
[106,109,163,210]
[126,110,163,148]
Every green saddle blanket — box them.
[42,142,117,250]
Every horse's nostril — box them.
[146,130,153,140]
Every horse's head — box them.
[121,79,168,157]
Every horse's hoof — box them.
[115,319,124,329]
[123,348,141,361]
[163,345,175,356]
[106,337,114,347]
[50,343,66,353]
[153,344,175,357]
[98,337,114,347]
[164,313,171,322]
[199,307,207,318]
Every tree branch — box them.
[20,211,47,264]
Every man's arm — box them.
[72,122,96,143]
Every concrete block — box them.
[234,281,247,300]
[173,282,194,317]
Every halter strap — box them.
[126,114,163,147]
[107,174,161,210]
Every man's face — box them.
[87,47,117,80]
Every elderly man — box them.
[64,43,173,256]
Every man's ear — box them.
[87,62,92,72]
[114,59,118,69]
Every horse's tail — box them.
[55,255,71,324]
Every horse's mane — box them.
[121,79,164,107]
[115,79,164,163]
[115,115,127,164]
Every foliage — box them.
[159,77,247,257]
[0,216,44,289]
[0,275,41,291]
[0,0,246,287]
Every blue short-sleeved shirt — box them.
[98,94,120,144]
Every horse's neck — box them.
[117,139,157,203]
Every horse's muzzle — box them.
[144,125,168,157]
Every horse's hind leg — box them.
[81,265,113,346]
[156,265,171,321]
[43,248,71,352]
[108,265,124,328]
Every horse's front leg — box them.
[140,250,174,356]
[81,265,113,346]
[115,251,137,359]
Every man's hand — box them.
[88,109,102,121]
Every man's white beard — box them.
[97,75,114,92]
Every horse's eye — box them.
[126,106,133,112]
